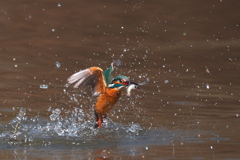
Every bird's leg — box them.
[97,116,103,128]
[94,110,103,128]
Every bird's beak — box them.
[119,81,140,88]
[129,81,140,89]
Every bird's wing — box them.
[103,62,114,86]
[103,60,121,86]
[67,67,106,96]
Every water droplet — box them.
[58,3,61,7]
[210,145,213,149]
[55,61,61,68]
[145,146,149,150]
[164,80,169,84]
[206,84,210,89]
[40,84,49,89]
[205,66,210,73]
[47,107,52,112]
[52,28,55,32]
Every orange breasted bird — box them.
[67,62,140,128]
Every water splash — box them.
[10,107,26,125]
[49,108,61,121]
[0,107,144,147]
[0,107,226,153]
[127,122,143,135]
[113,59,121,67]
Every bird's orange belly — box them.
[95,91,121,114]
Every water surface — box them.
[1,0,240,159]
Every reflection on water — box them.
[1,0,240,159]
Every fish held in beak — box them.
[126,84,139,97]
[125,80,148,96]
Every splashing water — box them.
[10,107,26,125]
[0,107,145,147]
[49,108,61,121]
[113,59,121,67]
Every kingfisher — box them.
[67,62,141,128]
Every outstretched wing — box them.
[67,67,106,96]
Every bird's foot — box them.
[94,116,103,128]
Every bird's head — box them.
[111,75,140,88]
[109,83,125,90]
